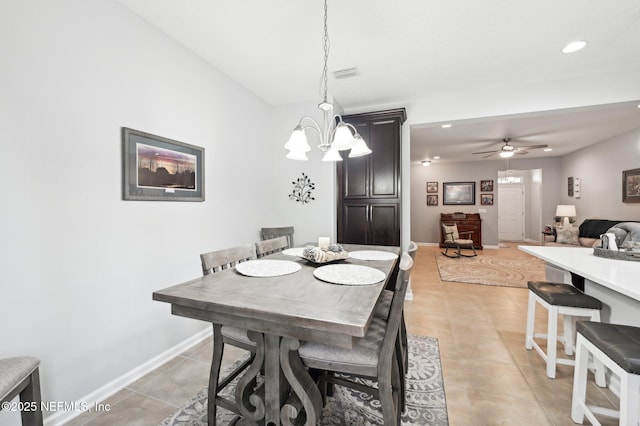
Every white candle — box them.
[318,237,330,249]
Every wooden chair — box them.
[255,236,289,258]
[199,244,256,423]
[441,222,477,258]
[0,357,43,426]
[299,253,414,425]
[260,226,294,248]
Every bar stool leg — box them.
[620,373,640,426]
[563,314,575,356]
[546,305,558,379]
[525,292,536,350]
[571,334,589,424]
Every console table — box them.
[440,212,483,249]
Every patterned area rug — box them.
[161,335,448,425]
[436,253,545,288]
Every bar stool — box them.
[0,357,43,426]
[572,321,640,426]
[525,281,603,378]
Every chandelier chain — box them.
[320,0,330,102]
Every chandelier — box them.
[284,0,371,162]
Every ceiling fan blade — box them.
[512,144,548,150]
[483,152,497,158]
[472,149,499,155]
[515,150,529,155]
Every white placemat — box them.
[313,264,386,286]
[348,250,399,261]
[235,260,301,277]
[282,247,306,257]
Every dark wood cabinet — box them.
[337,108,406,246]
[440,212,483,249]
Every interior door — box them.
[498,186,525,241]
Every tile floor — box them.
[65,244,620,425]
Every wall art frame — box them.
[426,181,438,193]
[480,179,494,192]
[122,127,205,201]
[623,168,640,203]
[480,193,494,205]
[427,194,438,206]
[443,181,475,205]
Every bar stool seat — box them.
[572,321,640,426]
[0,357,43,426]
[525,281,603,379]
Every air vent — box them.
[333,67,360,79]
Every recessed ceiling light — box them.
[441,124,452,128]
[421,160,431,166]
[562,40,587,53]
[544,148,552,152]
[433,156,440,160]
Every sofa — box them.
[544,219,636,247]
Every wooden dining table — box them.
[153,243,400,426]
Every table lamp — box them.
[556,205,576,228]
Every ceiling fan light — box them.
[285,126,311,152]
[562,40,587,53]
[500,151,515,158]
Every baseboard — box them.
[45,327,213,426]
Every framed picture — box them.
[480,193,494,205]
[427,194,438,206]
[568,177,574,197]
[443,182,475,205]
[426,181,438,193]
[480,180,493,192]
[122,127,205,201]
[623,168,640,203]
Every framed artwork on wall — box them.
[568,176,574,197]
[623,168,640,203]
[480,180,494,192]
[122,127,205,201]
[480,193,494,205]
[427,194,438,206]
[426,181,438,193]
[443,182,475,205]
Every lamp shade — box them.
[555,205,576,217]
[284,126,311,152]
[321,148,343,162]
[348,135,372,158]
[331,122,357,151]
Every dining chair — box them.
[0,356,43,426]
[199,244,256,422]
[260,226,294,248]
[298,253,414,425]
[255,236,289,258]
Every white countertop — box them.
[519,245,640,302]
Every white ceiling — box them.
[116,0,640,162]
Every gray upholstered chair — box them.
[260,226,294,248]
[255,236,289,258]
[0,357,43,426]
[441,222,477,258]
[298,253,414,425]
[199,244,256,421]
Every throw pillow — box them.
[555,226,579,245]
[442,224,459,242]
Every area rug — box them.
[436,253,545,288]
[161,335,448,425]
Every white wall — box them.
[560,128,640,223]
[0,1,281,423]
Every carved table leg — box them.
[279,337,323,426]
[235,331,265,423]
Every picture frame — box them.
[480,180,493,192]
[122,127,205,201]
[426,194,438,206]
[443,181,475,205]
[622,168,640,203]
[426,181,438,193]
[480,193,494,205]
[568,177,574,197]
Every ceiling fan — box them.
[472,138,548,158]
